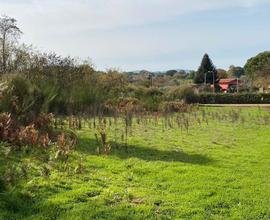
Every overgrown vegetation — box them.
[1,107,270,219]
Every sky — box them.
[0,0,270,71]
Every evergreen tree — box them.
[194,54,217,84]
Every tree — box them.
[0,15,22,73]
[194,53,217,84]
[244,51,270,80]
[244,51,270,89]
[217,69,228,79]
[227,65,245,78]
[166,70,177,76]
[188,70,196,80]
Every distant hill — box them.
[124,69,194,76]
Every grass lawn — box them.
[1,107,270,219]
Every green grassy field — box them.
[1,107,270,219]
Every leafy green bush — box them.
[167,86,197,104]
[133,87,164,112]
[0,76,58,122]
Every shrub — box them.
[55,132,77,160]
[0,112,54,147]
[160,101,192,113]
[134,87,164,112]
[167,86,197,104]
[116,98,142,114]
[0,76,58,122]
[0,112,77,161]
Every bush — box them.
[133,87,164,112]
[192,93,270,104]
[0,112,53,147]
[0,76,58,122]
[160,101,193,113]
[167,86,197,104]
[104,97,142,114]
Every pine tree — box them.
[194,54,217,84]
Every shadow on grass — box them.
[77,138,213,165]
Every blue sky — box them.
[1,0,270,71]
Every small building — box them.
[218,78,241,93]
